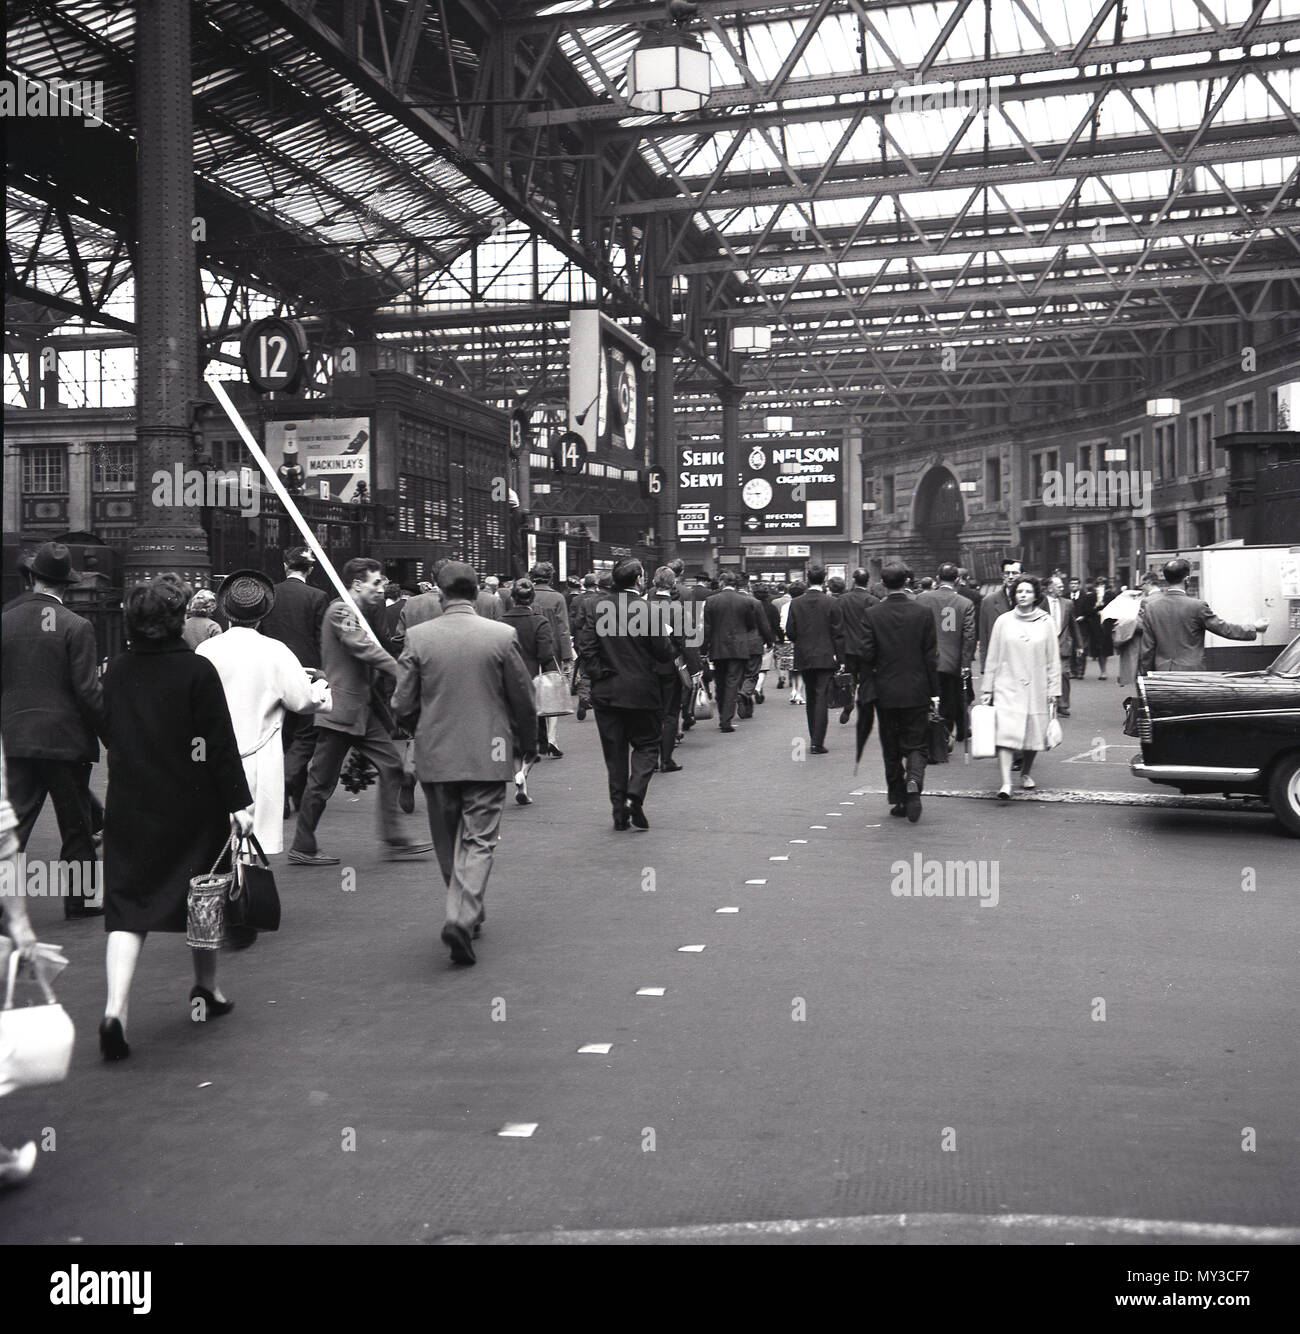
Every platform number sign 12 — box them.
[241,317,308,393]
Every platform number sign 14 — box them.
[553,431,588,475]
[241,317,308,393]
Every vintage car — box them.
[1130,634,1300,836]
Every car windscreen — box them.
[1268,636,1300,677]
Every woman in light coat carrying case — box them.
[981,575,1061,799]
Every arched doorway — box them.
[913,466,965,557]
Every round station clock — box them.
[743,477,773,510]
[618,359,638,448]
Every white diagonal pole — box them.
[204,370,385,652]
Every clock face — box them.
[743,477,773,510]
[618,360,637,447]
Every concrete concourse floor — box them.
[2,668,1296,1245]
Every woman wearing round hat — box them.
[197,570,332,853]
[98,574,254,1061]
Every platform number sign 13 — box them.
[241,317,308,393]
[553,431,588,475]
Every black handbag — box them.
[926,709,952,764]
[227,833,281,932]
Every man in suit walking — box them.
[784,565,844,754]
[290,557,433,866]
[393,562,537,966]
[737,580,774,717]
[259,546,330,812]
[978,557,1022,673]
[916,563,976,737]
[568,573,604,721]
[1,542,105,917]
[837,568,881,725]
[1139,558,1266,673]
[576,558,675,829]
[527,563,575,757]
[862,562,940,823]
[647,566,703,773]
[702,570,759,733]
[1044,575,1085,715]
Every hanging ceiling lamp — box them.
[626,1,712,114]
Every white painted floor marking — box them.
[497,1123,538,1138]
[635,987,666,996]
[441,1212,1300,1245]
[839,801,855,805]
[789,839,808,844]
[677,944,706,953]
[745,879,767,885]
[577,1043,613,1055]
[769,855,789,861]
[810,825,827,830]
[715,907,739,914]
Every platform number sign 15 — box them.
[639,468,665,499]
[241,317,308,393]
[553,431,588,475]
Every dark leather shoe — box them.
[64,902,105,919]
[755,690,765,704]
[810,744,829,754]
[189,985,234,1018]
[547,743,564,758]
[905,780,922,824]
[660,760,683,772]
[719,724,736,733]
[99,1017,129,1062]
[628,801,649,830]
[441,922,476,965]
[889,804,907,817]
[613,808,631,831]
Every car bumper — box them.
[1131,760,1263,784]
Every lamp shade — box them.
[1146,398,1181,417]
[626,33,712,114]
[765,415,793,432]
[730,324,772,353]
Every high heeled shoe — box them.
[99,1017,129,1061]
[189,986,234,1019]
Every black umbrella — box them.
[853,688,875,775]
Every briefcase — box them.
[926,710,952,764]
[828,668,854,710]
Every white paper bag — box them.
[968,703,997,759]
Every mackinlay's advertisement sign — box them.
[265,418,371,502]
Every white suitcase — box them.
[968,703,997,759]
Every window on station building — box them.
[21,445,66,493]
[1121,428,1142,474]
[881,474,895,513]
[1222,396,1254,468]
[984,455,1001,505]
[1030,449,1058,497]
[91,443,136,492]
[1152,423,1176,481]
[1187,410,1213,475]
[1192,511,1216,546]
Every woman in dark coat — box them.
[99,574,253,1061]
[501,577,556,805]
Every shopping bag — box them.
[187,840,234,951]
[1044,716,1064,751]
[692,682,715,720]
[535,666,574,717]
[228,833,281,933]
[828,668,854,710]
[926,710,952,764]
[0,949,76,1096]
[968,703,997,759]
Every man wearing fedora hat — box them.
[1,542,105,918]
[197,570,331,857]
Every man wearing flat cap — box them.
[1,542,105,917]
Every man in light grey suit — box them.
[1139,557,1266,674]
[916,563,976,737]
[393,562,538,966]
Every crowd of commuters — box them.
[0,538,1272,1183]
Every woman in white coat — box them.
[980,574,1060,799]
[197,571,331,854]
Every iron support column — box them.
[653,330,681,564]
[720,384,746,558]
[126,0,209,585]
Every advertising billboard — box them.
[265,417,371,502]
[741,440,842,535]
[569,310,652,463]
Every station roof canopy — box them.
[5,0,1299,435]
